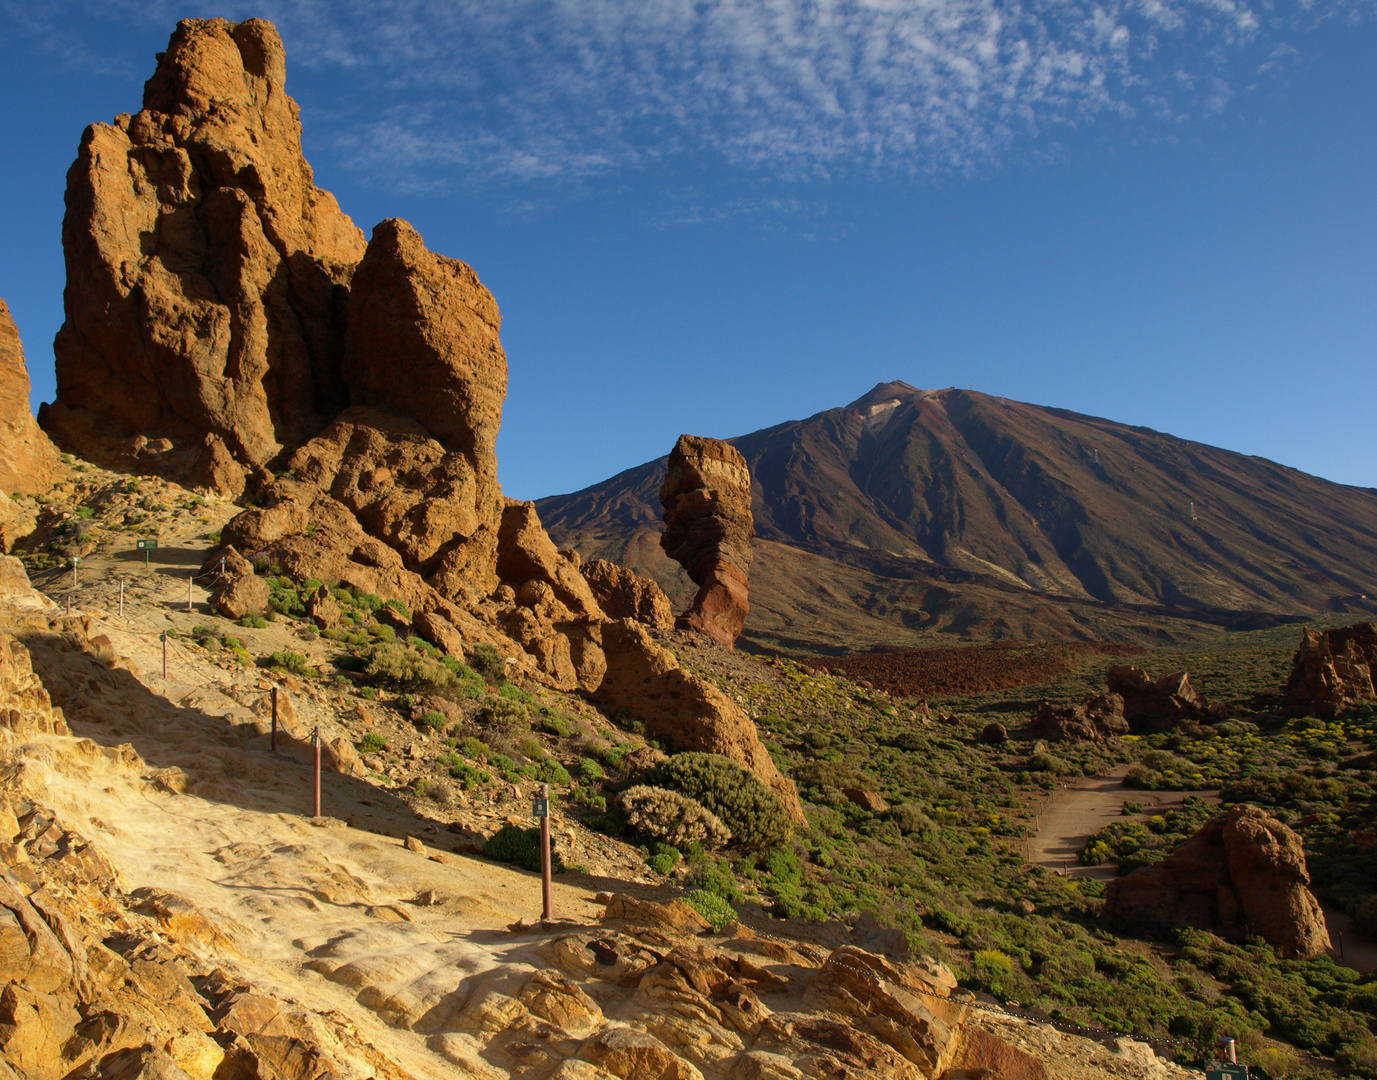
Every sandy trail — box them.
[1027,766,1217,880]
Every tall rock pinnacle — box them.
[41,17,366,495]
[659,435,756,646]
[0,302,61,497]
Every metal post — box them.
[313,727,322,818]
[540,782,553,922]
[1338,930,1345,960]
[144,549,150,569]
[119,579,124,618]
[220,556,226,576]
[187,572,194,612]
[162,631,168,678]
[271,687,279,753]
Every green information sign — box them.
[1205,1065,1249,1079]
[532,798,549,819]
[136,538,158,567]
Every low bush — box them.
[420,711,448,732]
[685,888,737,931]
[364,643,459,692]
[578,757,605,782]
[889,803,935,835]
[620,785,732,850]
[477,695,529,742]
[640,753,791,850]
[499,682,533,704]
[469,642,505,681]
[458,737,490,761]
[358,732,386,753]
[517,737,546,761]
[267,650,318,676]
[483,824,561,873]
[647,841,680,875]
[543,713,573,737]
[240,615,268,629]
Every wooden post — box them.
[313,727,322,818]
[66,594,71,616]
[187,572,194,612]
[540,782,553,922]
[162,631,168,678]
[118,579,124,618]
[72,561,78,588]
[271,687,278,752]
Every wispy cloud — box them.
[14,0,1375,189]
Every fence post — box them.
[119,579,124,618]
[313,726,321,818]
[271,687,278,753]
[540,782,553,922]
[162,631,168,679]
[187,572,194,612]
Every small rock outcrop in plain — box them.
[1285,621,1377,717]
[659,435,756,647]
[1103,805,1332,960]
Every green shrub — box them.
[641,753,791,850]
[358,732,386,753]
[364,643,460,692]
[889,803,935,835]
[538,759,572,785]
[543,713,573,737]
[353,591,383,612]
[483,824,561,873]
[357,685,379,700]
[441,753,492,788]
[267,650,317,676]
[620,785,732,850]
[421,710,448,732]
[331,587,353,605]
[686,856,742,904]
[371,624,396,643]
[685,889,737,931]
[267,581,305,617]
[490,753,516,775]
[459,737,490,761]
[578,757,605,782]
[384,598,410,618]
[499,682,533,704]
[517,737,546,761]
[477,695,529,741]
[240,615,268,629]
[469,642,505,680]
[647,842,681,875]
[221,636,244,650]
[1027,752,1067,773]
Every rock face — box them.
[1028,693,1127,743]
[1284,623,1377,717]
[41,17,366,494]
[582,558,674,628]
[0,302,60,497]
[659,435,755,647]
[1106,665,1205,732]
[1103,805,1331,959]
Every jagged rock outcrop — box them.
[582,558,674,628]
[0,302,61,498]
[1103,805,1331,959]
[41,17,366,494]
[659,435,755,647]
[1284,623,1377,717]
[1028,692,1128,743]
[1106,665,1205,733]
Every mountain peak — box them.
[846,380,924,410]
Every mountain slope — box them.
[538,382,1377,651]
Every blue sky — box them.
[1,1,1373,500]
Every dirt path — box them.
[1027,766,1217,880]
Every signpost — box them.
[1205,1066,1249,1079]
[136,538,157,568]
[70,556,80,588]
[533,784,552,922]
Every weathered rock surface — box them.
[1028,692,1127,743]
[42,18,366,494]
[0,302,60,498]
[591,620,806,823]
[1106,665,1205,732]
[583,558,674,628]
[659,435,755,647]
[1103,805,1331,959]
[1284,622,1377,717]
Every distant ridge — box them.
[537,383,1377,653]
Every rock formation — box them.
[1284,622,1377,717]
[41,17,366,494]
[0,301,61,497]
[659,435,755,647]
[583,557,674,628]
[1028,692,1128,743]
[1106,665,1205,733]
[1103,805,1331,959]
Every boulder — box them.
[659,435,755,646]
[583,558,674,628]
[1106,666,1204,732]
[42,18,366,493]
[1102,805,1331,959]
[200,546,269,620]
[1284,623,1377,717]
[1027,692,1126,743]
[0,301,60,496]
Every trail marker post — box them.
[187,572,194,612]
[136,538,157,569]
[66,595,71,616]
[119,579,125,618]
[313,726,321,818]
[71,556,79,588]
[161,631,168,678]
[271,687,278,753]
[533,783,553,922]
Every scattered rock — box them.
[1284,622,1377,717]
[1103,805,1331,959]
[842,788,889,813]
[659,435,755,647]
[403,836,424,853]
[1027,693,1127,743]
[979,722,1008,745]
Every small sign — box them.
[1205,1065,1249,1079]
[70,556,80,565]
[136,539,158,551]
[531,798,549,819]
